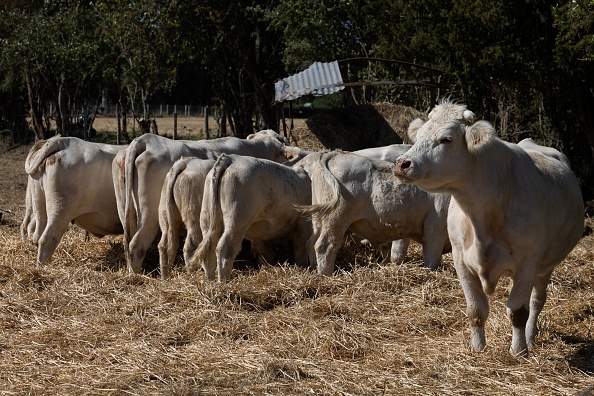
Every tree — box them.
[95,0,182,130]
[0,0,105,141]
[270,0,594,197]
[268,0,448,107]
[553,0,594,198]
[196,2,287,137]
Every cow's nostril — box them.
[400,159,411,170]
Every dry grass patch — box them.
[1,221,594,394]
[1,132,594,395]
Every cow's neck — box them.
[450,141,515,233]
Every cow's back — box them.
[315,151,442,244]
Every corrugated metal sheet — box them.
[274,61,344,102]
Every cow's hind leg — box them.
[183,226,202,269]
[128,218,161,274]
[314,224,348,276]
[21,178,34,241]
[37,216,71,265]
[191,236,217,280]
[191,218,219,280]
[158,222,181,279]
[216,230,244,282]
[526,267,554,349]
[305,225,321,271]
[506,264,538,357]
[30,182,47,244]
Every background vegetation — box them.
[1,0,594,196]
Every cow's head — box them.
[247,129,289,145]
[394,101,495,193]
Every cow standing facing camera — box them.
[394,100,584,357]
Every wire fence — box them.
[99,104,221,119]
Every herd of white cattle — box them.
[19,100,585,357]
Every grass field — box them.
[1,133,593,395]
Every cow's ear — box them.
[465,120,496,152]
[463,110,476,124]
[284,145,301,159]
[407,118,425,143]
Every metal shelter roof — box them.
[274,61,345,102]
[274,58,444,103]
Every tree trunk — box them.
[25,74,46,141]
[574,84,594,201]
[57,73,68,136]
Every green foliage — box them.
[553,0,594,70]
[1,0,593,196]
[94,0,186,118]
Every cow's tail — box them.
[163,158,188,236]
[123,138,145,257]
[24,137,60,175]
[21,176,34,240]
[194,153,231,274]
[294,151,341,220]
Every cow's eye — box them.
[439,136,453,144]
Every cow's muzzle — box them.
[394,158,412,178]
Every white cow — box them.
[21,136,126,265]
[157,157,216,279]
[297,150,451,276]
[194,153,312,282]
[394,100,584,356]
[286,143,434,265]
[292,144,416,263]
[113,130,300,274]
[517,137,571,168]
[353,144,412,162]
[352,144,414,262]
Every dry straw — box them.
[1,110,593,395]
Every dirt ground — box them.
[1,133,594,395]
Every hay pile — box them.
[290,103,425,151]
[2,138,594,394]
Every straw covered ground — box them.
[1,122,594,395]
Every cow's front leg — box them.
[421,235,448,271]
[390,239,410,264]
[454,255,489,351]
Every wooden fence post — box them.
[221,108,227,137]
[116,103,121,145]
[173,111,177,140]
[204,106,209,140]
